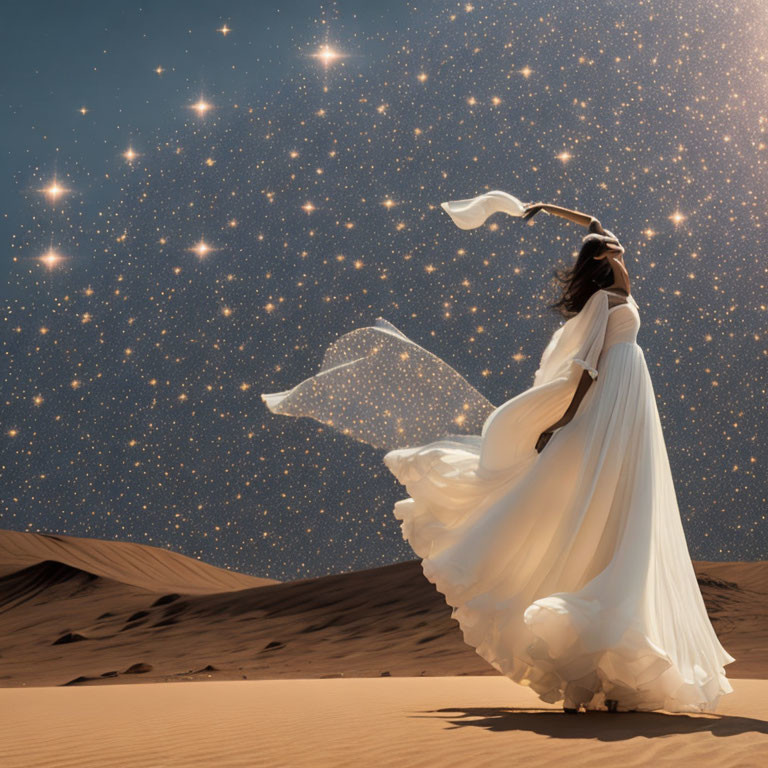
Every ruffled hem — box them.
[414,551,734,714]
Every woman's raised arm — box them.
[523,202,606,234]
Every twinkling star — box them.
[41,179,68,202]
[123,147,138,163]
[190,239,213,258]
[218,24,231,36]
[556,151,573,163]
[669,211,686,226]
[312,45,343,67]
[38,248,63,269]
[190,98,212,117]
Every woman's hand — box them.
[523,202,547,221]
[535,430,553,453]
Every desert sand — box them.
[2,677,767,767]
[1,529,767,766]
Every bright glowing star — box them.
[155,66,165,75]
[465,3,474,10]
[84,286,94,296]
[218,24,231,35]
[417,72,428,82]
[425,264,436,273]
[123,147,138,163]
[669,211,686,225]
[289,150,299,158]
[7,429,18,437]
[467,96,477,106]
[190,239,213,257]
[239,382,250,391]
[39,248,63,269]
[33,395,44,406]
[520,66,533,78]
[221,306,233,317]
[178,393,188,401]
[556,151,572,163]
[302,202,316,214]
[265,302,276,313]
[312,45,343,66]
[491,96,501,105]
[79,106,88,115]
[124,348,133,356]
[173,266,182,274]
[190,98,212,116]
[70,379,81,389]
[42,179,68,202]
[643,228,656,238]
[205,157,215,166]
[228,219,237,227]
[81,312,92,324]
[148,379,157,387]
[382,198,396,209]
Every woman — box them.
[262,192,735,714]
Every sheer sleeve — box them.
[261,318,495,452]
[532,289,610,386]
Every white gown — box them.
[262,288,735,713]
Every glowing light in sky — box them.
[123,147,139,163]
[190,239,213,257]
[312,45,344,67]
[39,248,64,269]
[556,151,572,163]
[669,211,686,226]
[520,65,533,78]
[190,98,212,117]
[218,25,231,36]
[41,179,68,202]
[302,202,316,214]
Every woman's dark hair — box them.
[549,229,615,318]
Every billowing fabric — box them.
[262,289,735,713]
[440,190,526,230]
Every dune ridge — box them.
[0,529,765,689]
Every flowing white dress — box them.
[262,288,735,713]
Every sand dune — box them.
[0,529,277,592]
[0,529,765,689]
[2,677,767,768]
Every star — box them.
[556,151,572,163]
[123,147,139,163]
[312,45,344,67]
[669,211,686,226]
[41,179,68,202]
[218,24,231,36]
[39,248,64,269]
[190,98,212,117]
[302,202,316,214]
[520,66,533,78]
[190,239,214,257]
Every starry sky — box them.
[2,1,766,581]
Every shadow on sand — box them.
[414,706,768,741]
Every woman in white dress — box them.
[262,193,735,714]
